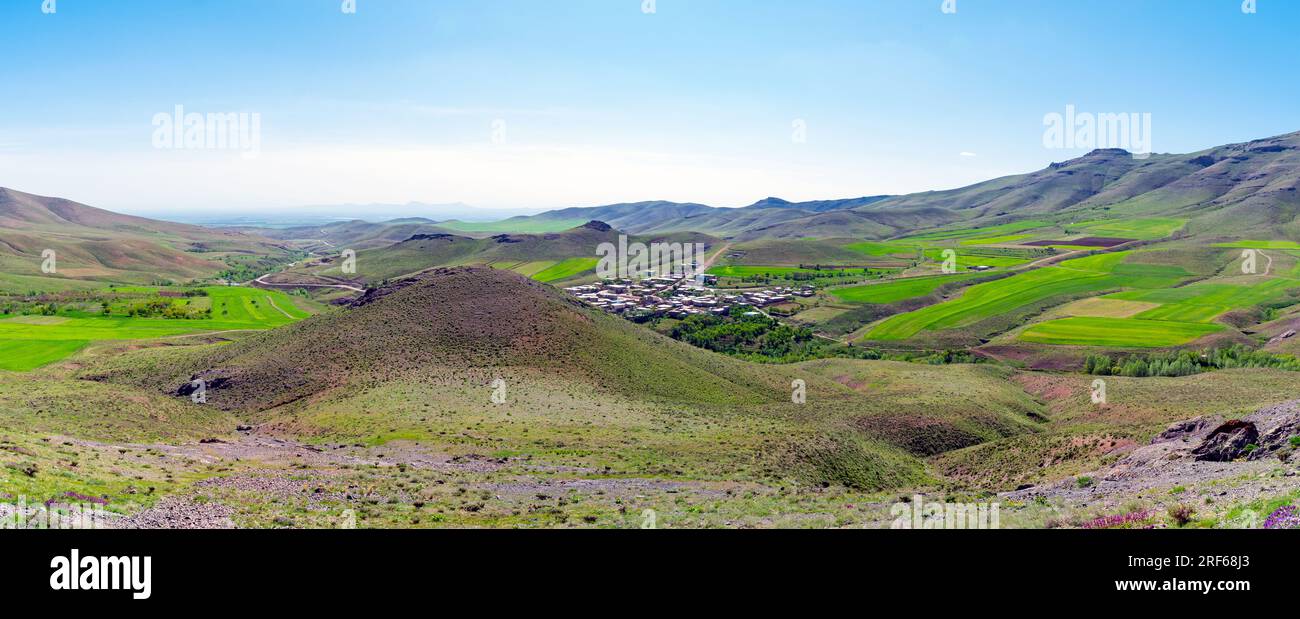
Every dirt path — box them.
[263,295,294,319]
[159,329,261,340]
[1258,249,1274,276]
[253,273,365,293]
[698,242,732,273]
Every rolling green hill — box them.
[84,267,1046,493]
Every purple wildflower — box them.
[1264,505,1300,530]
[1082,510,1155,530]
[59,492,110,505]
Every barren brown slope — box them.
[0,187,294,283]
[0,187,255,242]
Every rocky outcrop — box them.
[1154,416,1219,444]
[1246,401,1300,461]
[1192,420,1260,462]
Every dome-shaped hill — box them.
[102,267,790,412]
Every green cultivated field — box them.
[1113,278,1298,322]
[1018,317,1223,348]
[0,339,90,371]
[865,252,1191,341]
[709,265,820,278]
[899,220,1052,243]
[0,287,311,371]
[842,241,919,257]
[533,257,599,282]
[961,234,1033,246]
[829,273,986,305]
[1074,217,1185,240]
[921,249,1031,269]
[1017,258,1300,347]
[1213,240,1300,250]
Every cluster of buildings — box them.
[565,276,815,320]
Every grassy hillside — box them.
[82,267,1049,494]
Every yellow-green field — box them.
[865,252,1191,341]
[1018,316,1224,347]
[0,287,313,371]
[829,273,987,305]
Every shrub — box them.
[1077,476,1095,488]
[1168,504,1196,527]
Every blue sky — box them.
[0,0,1296,214]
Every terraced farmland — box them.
[920,248,1033,269]
[828,273,987,305]
[1114,278,1299,322]
[865,252,1191,341]
[1018,316,1224,348]
[1213,240,1300,250]
[1073,217,1185,240]
[1015,257,1300,347]
[898,220,1052,243]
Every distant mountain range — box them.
[144,202,546,228]
[492,130,1300,242]
[4,129,1299,289]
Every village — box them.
[565,272,816,321]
